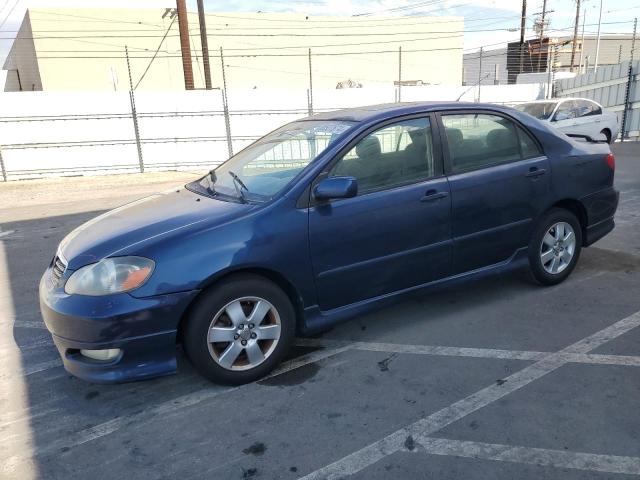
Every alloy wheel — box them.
[207,297,281,371]
[539,221,576,274]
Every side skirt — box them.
[300,247,529,335]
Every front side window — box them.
[329,118,436,195]
[199,120,355,201]
[442,113,541,173]
[554,101,577,121]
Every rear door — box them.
[308,115,452,311]
[551,100,578,134]
[438,111,553,274]
[572,99,602,137]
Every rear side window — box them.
[575,100,602,117]
[442,113,541,173]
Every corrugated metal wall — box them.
[555,61,639,139]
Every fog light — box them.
[80,348,121,361]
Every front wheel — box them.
[183,274,295,385]
[528,208,582,286]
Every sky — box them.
[0,0,638,64]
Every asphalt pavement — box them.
[1,145,639,480]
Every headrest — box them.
[486,129,515,149]
[356,136,381,159]
[409,129,426,144]
[446,128,463,145]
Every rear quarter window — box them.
[442,113,542,173]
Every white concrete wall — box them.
[0,83,544,181]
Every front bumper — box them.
[39,270,199,383]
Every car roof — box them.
[303,101,513,123]
[518,98,601,105]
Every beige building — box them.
[2,8,463,92]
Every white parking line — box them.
[298,310,640,479]
[412,437,640,476]
[297,338,547,361]
[296,338,640,368]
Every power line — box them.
[354,0,447,17]
[0,0,19,30]
[32,45,465,59]
[0,26,524,40]
[134,15,176,90]
[8,14,511,32]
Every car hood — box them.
[58,187,254,270]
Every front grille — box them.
[52,255,67,282]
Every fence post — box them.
[125,46,144,172]
[220,47,233,158]
[398,46,402,102]
[621,18,637,142]
[308,48,314,115]
[477,47,483,102]
[546,44,556,99]
[0,145,6,182]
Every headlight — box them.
[64,256,154,296]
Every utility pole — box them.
[519,0,527,74]
[535,0,548,72]
[578,9,586,72]
[570,0,581,72]
[594,0,603,72]
[176,0,194,89]
[196,0,212,89]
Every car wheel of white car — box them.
[600,129,612,144]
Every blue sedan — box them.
[39,102,619,384]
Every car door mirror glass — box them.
[313,176,358,201]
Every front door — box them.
[439,111,553,274]
[308,116,452,311]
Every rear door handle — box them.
[525,167,547,178]
[420,190,449,202]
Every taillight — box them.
[605,152,615,171]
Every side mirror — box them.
[313,176,358,201]
[553,111,571,122]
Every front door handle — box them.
[420,190,449,202]
[525,167,547,178]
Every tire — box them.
[528,208,582,286]
[183,274,295,385]
[600,128,612,144]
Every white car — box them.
[514,98,619,144]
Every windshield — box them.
[514,102,558,120]
[197,120,355,202]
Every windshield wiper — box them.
[228,170,249,203]
[206,169,218,195]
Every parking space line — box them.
[412,437,640,476]
[296,338,547,361]
[0,344,352,472]
[296,339,640,368]
[298,310,640,479]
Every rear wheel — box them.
[528,208,582,285]
[183,274,295,384]
[600,128,612,144]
